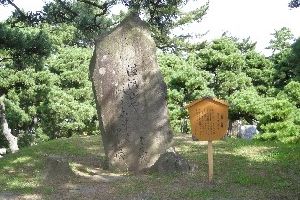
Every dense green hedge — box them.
[1,23,299,147]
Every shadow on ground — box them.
[0,135,299,200]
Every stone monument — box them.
[90,14,173,172]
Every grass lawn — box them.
[0,135,299,199]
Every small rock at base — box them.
[0,148,7,155]
[149,152,196,173]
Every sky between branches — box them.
[0,0,299,55]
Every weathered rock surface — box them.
[239,125,259,139]
[228,120,259,139]
[0,148,6,155]
[149,152,195,173]
[90,14,172,172]
[44,156,75,183]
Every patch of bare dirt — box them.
[41,154,127,200]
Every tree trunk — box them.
[0,98,19,153]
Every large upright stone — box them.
[89,14,173,172]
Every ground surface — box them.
[0,135,299,200]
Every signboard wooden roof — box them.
[185,97,229,141]
[185,97,229,108]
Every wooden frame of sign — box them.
[185,97,229,183]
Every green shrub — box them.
[256,97,300,143]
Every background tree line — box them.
[160,32,300,144]
[0,0,299,153]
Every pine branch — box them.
[78,0,108,10]
[6,0,27,20]
[0,57,13,62]
[55,0,78,18]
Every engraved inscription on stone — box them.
[89,14,172,172]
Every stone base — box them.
[148,151,197,173]
[44,156,75,183]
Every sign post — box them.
[185,97,229,183]
[207,140,213,182]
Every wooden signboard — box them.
[185,97,228,141]
[185,97,229,183]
